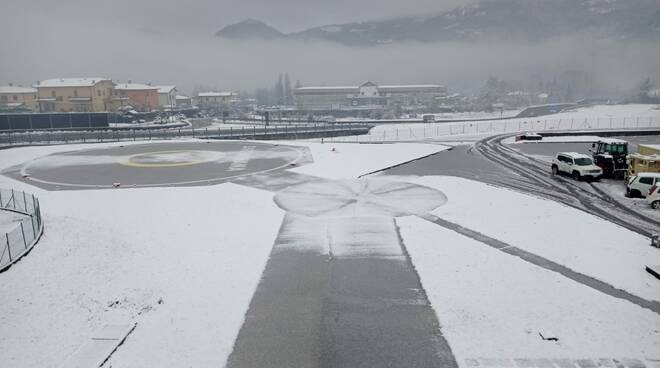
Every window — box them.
[74,90,78,97]
[0,96,7,102]
[51,91,56,98]
[639,177,654,185]
[574,158,593,166]
[13,95,17,101]
[97,90,101,97]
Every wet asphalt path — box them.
[226,214,457,368]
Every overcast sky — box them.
[1,0,657,95]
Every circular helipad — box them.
[275,179,447,218]
[13,141,304,190]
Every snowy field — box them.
[0,138,658,366]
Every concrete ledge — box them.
[646,265,660,280]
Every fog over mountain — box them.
[1,0,659,96]
[217,0,660,45]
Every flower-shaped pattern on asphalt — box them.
[274,179,447,218]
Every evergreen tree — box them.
[638,77,653,103]
[274,74,284,106]
[284,73,293,106]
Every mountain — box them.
[215,19,284,40]
[215,0,660,46]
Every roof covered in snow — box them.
[114,83,159,91]
[155,85,176,94]
[36,78,111,88]
[0,86,37,94]
[198,92,237,97]
[597,138,628,144]
[295,83,444,95]
[560,152,592,159]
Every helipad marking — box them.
[20,146,305,189]
[118,150,224,168]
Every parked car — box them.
[626,172,660,198]
[551,152,603,181]
[646,185,660,209]
[516,132,542,141]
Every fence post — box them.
[6,234,11,262]
[22,191,27,212]
[31,214,36,239]
[20,222,27,249]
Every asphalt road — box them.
[3,141,306,190]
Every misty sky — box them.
[5,0,468,34]
[1,0,658,95]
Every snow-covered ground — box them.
[503,135,605,144]
[399,215,660,361]
[288,142,448,179]
[328,104,660,143]
[0,183,285,368]
[0,139,450,367]
[407,175,659,303]
[0,210,27,234]
[1,139,658,366]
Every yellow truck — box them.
[627,144,660,178]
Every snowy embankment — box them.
[393,176,660,363]
[329,104,660,143]
[0,139,447,367]
[288,141,448,179]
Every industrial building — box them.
[293,81,447,111]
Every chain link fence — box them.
[0,189,43,272]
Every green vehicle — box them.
[592,139,629,179]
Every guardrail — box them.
[0,123,372,147]
[0,189,43,272]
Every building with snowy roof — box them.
[0,85,38,111]
[196,92,239,109]
[293,81,447,111]
[155,85,177,108]
[113,83,160,112]
[34,78,115,112]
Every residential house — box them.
[113,83,160,112]
[155,85,177,108]
[35,78,115,112]
[0,85,38,111]
[175,95,192,108]
[197,92,238,109]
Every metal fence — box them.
[0,123,372,146]
[327,116,660,143]
[0,189,43,272]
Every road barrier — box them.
[0,189,43,272]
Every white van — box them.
[626,172,660,198]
